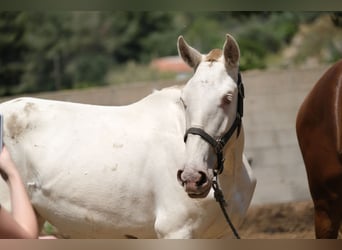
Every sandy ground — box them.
[239,200,316,239]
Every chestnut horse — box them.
[296,59,342,238]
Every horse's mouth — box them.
[188,193,208,199]
[186,187,211,199]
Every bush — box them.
[235,12,306,71]
[67,53,111,88]
[238,38,267,70]
[0,11,326,95]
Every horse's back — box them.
[0,87,184,145]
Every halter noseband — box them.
[183,72,244,176]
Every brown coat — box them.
[296,59,342,238]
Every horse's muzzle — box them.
[177,169,211,198]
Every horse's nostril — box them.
[196,171,208,187]
[177,170,185,185]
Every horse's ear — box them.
[177,36,202,69]
[223,34,240,68]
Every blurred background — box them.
[1,11,342,96]
[1,11,342,238]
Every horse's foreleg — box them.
[154,216,194,239]
[155,227,193,239]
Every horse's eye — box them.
[222,93,233,105]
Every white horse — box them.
[0,34,256,238]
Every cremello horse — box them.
[0,34,255,238]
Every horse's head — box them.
[176,34,243,198]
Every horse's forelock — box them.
[205,49,223,62]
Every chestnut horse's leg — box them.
[310,162,342,239]
[297,128,342,239]
[313,198,341,238]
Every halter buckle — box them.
[215,139,224,153]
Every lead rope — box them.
[212,175,241,239]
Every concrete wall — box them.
[242,66,330,205]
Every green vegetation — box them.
[0,12,340,96]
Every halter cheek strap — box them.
[183,72,244,176]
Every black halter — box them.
[183,72,244,176]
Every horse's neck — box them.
[219,127,244,194]
[223,124,244,160]
[143,86,186,135]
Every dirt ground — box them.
[239,200,316,239]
